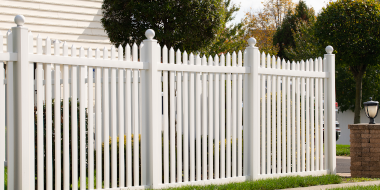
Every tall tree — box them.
[314,0,380,123]
[101,0,225,53]
[273,0,315,59]
[199,0,245,56]
[263,0,295,28]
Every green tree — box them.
[314,0,380,123]
[101,0,226,53]
[198,0,245,56]
[273,0,315,59]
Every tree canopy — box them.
[273,0,315,59]
[101,0,226,53]
[314,0,380,123]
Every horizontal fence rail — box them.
[0,15,337,190]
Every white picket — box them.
[62,42,70,190]
[291,61,296,173]
[231,52,237,178]
[95,49,103,189]
[45,37,53,190]
[88,59,94,190]
[110,46,117,188]
[202,55,207,180]
[71,44,78,190]
[169,47,175,183]
[132,44,139,186]
[260,52,266,175]
[310,59,315,171]
[237,51,243,177]
[266,54,271,174]
[243,51,249,176]
[195,54,202,181]
[220,54,226,179]
[276,57,281,174]
[125,44,132,187]
[208,55,214,180]
[296,61,301,173]
[214,54,220,179]
[189,53,195,181]
[183,51,189,182]
[226,53,231,178]
[286,61,291,173]
[271,55,276,174]
[162,45,169,184]
[319,57,324,170]
[0,48,4,190]
[306,59,310,172]
[176,49,183,182]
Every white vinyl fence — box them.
[0,16,336,190]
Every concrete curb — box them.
[283,180,380,190]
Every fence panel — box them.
[0,15,337,190]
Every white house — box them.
[0,0,112,52]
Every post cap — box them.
[248,37,256,47]
[145,29,155,40]
[14,15,25,27]
[326,45,333,54]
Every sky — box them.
[230,0,336,25]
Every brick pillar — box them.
[349,124,380,178]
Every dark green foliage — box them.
[273,0,315,59]
[314,0,380,123]
[101,0,226,53]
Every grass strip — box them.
[163,175,342,190]
[336,144,350,156]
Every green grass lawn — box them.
[163,175,342,190]
[336,144,350,156]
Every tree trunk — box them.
[354,72,364,124]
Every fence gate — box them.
[0,15,336,190]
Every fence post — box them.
[246,37,260,179]
[324,45,336,174]
[11,15,35,189]
[143,29,162,188]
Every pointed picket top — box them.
[88,47,93,59]
[103,46,108,60]
[300,60,305,71]
[162,45,168,64]
[45,36,51,55]
[28,31,33,53]
[208,55,213,66]
[281,59,286,70]
[118,44,123,61]
[125,44,131,61]
[318,57,322,72]
[220,53,225,66]
[6,30,12,52]
[287,60,291,70]
[238,51,242,67]
[314,58,318,71]
[214,54,219,66]
[276,57,281,69]
[63,41,68,57]
[79,47,85,58]
[292,61,296,70]
[226,52,231,66]
[189,53,194,65]
[267,53,271,68]
[169,47,175,64]
[54,39,60,56]
[272,55,276,69]
[176,49,181,64]
[110,45,116,60]
[36,34,42,55]
[183,51,188,65]
[131,43,137,61]
[201,55,207,66]
[306,59,310,71]
[195,53,201,66]
[71,44,76,57]
[261,51,265,68]
[309,58,314,71]
[95,48,100,59]
[232,51,236,67]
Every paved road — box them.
[336,156,350,173]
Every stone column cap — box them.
[348,123,380,130]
